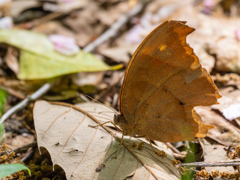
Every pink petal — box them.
[49,34,80,55]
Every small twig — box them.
[32,12,63,27]
[166,142,181,154]
[83,2,145,52]
[0,80,55,124]
[178,159,240,167]
[20,148,34,162]
[14,142,37,154]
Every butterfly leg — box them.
[89,121,122,132]
[115,134,124,158]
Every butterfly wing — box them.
[119,21,220,142]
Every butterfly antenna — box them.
[80,93,118,114]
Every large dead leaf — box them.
[33,101,180,180]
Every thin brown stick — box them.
[178,159,240,167]
[166,142,180,154]
[88,120,122,132]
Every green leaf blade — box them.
[0,164,31,178]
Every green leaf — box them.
[0,89,8,117]
[0,164,31,178]
[181,142,196,180]
[0,124,4,141]
[0,29,122,80]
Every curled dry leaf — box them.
[212,87,240,113]
[195,107,240,146]
[209,37,240,73]
[72,72,105,87]
[33,101,180,180]
[199,138,234,173]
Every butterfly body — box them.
[115,20,221,143]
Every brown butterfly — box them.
[114,20,221,143]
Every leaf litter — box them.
[1,0,240,179]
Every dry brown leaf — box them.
[5,47,19,75]
[72,72,105,87]
[43,0,88,13]
[212,87,240,113]
[63,1,104,47]
[33,101,180,180]
[11,0,38,17]
[3,133,35,150]
[195,106,240,146]
[199,138,234,174]
[209,37,240,73]
[99,43,138,63]
[96,1,130,26]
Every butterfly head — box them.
[114,113,135,136]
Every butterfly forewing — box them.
[119,21,220,142]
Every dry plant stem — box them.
[172,152,185,161]
[0,80,55,124]
[21,148,34,162]
[166,142,180,154]
[83,1,147,52]
[49,101,160,180]
[14,142,37,154]
[178,159,240,168]
[0,2,146,124]
[88,121,122,132]
[31,12,63,27]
